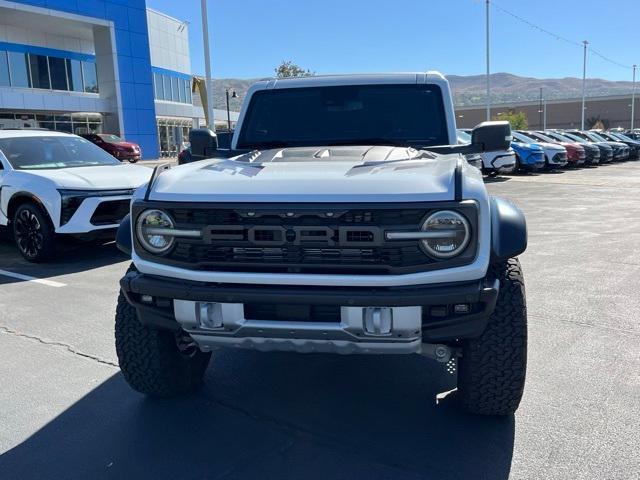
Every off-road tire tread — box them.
[458,258,527,415]
[115,267,211,397]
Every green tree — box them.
[493,110,528,130]
[275,61,314,78]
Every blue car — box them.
[511,141,545,172]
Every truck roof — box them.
[258,72,448,89]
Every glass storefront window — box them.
[154,72,164,100]
[82,61,98,93]
[29,54,51,89]
[163,75,172,101]
[185,79,192,104]
[177,78,185,103]
[49,56,68,91]
[172,76,180,103]
[66,59,83,92]
[8,52,30,88]
[0,51,9,87]
[55,122,73,133]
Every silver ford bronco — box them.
[115,72,528,415]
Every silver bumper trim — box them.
[174,300,424,355]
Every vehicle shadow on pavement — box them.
[0,237,127,284]
[0,350,515,479]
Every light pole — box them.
[581,40,588,130]
[539,87,543,129]
[543,99,547,130]
[485,0,491,121]
[631,64,637,131]
[226,89,237,131]
[200,0,215,131]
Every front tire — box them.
[13,203,55,262]
[115,289,211,397]
[457,258,527,415]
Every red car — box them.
[527,131,586,166]
[81,134,141,163]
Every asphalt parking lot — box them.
[1,162,639,480]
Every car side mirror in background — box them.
[472,121,512,152]
[189,128,218,160]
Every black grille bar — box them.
[132,201,478,275]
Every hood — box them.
[538,142,565,151]
[112,141,139,149]
[149,146,461,202]
[512,142,543,152]
[23,164,152,190]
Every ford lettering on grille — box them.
[202,225,384,247]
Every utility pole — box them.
[485,0,491,121]
[581,40,588,130]
[539,87,543,129]
[632,64,637,131]
[201,0,215,131]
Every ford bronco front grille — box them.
[133,202,478,275]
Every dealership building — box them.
[0,0,234,158]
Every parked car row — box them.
[458,127,639,176]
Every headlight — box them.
[136,209,175,254]
[420,210,471,259]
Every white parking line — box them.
[0,269,67,288]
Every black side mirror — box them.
[472,121,512,152]
[189,128,218,160]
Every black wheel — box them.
[13,203,55,262]
[487,171,498,178]
[115,285,211,397]
[514,155,522,173]
[127,158,139,163]
[457,258,527,415]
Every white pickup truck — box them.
[115,72,528,415]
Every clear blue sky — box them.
[147,0,640,81]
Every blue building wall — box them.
[11,0,160,158]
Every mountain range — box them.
[210,73,636,111]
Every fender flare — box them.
[116,214,132,255]
[489,196,527,261]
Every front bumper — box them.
[120,271,500,354]
[56,195,132,234]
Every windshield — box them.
[457,129,472,143]
[98,134,123,143]
[610,132,632,142]
[530,131,556,143]
[586,132,607,142]
[0,136,120,170]
[237,84,449,150]
[563,132,588,144]
[513,131,537,143]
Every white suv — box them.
[459,129,515,175]
[0,130,151,261]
